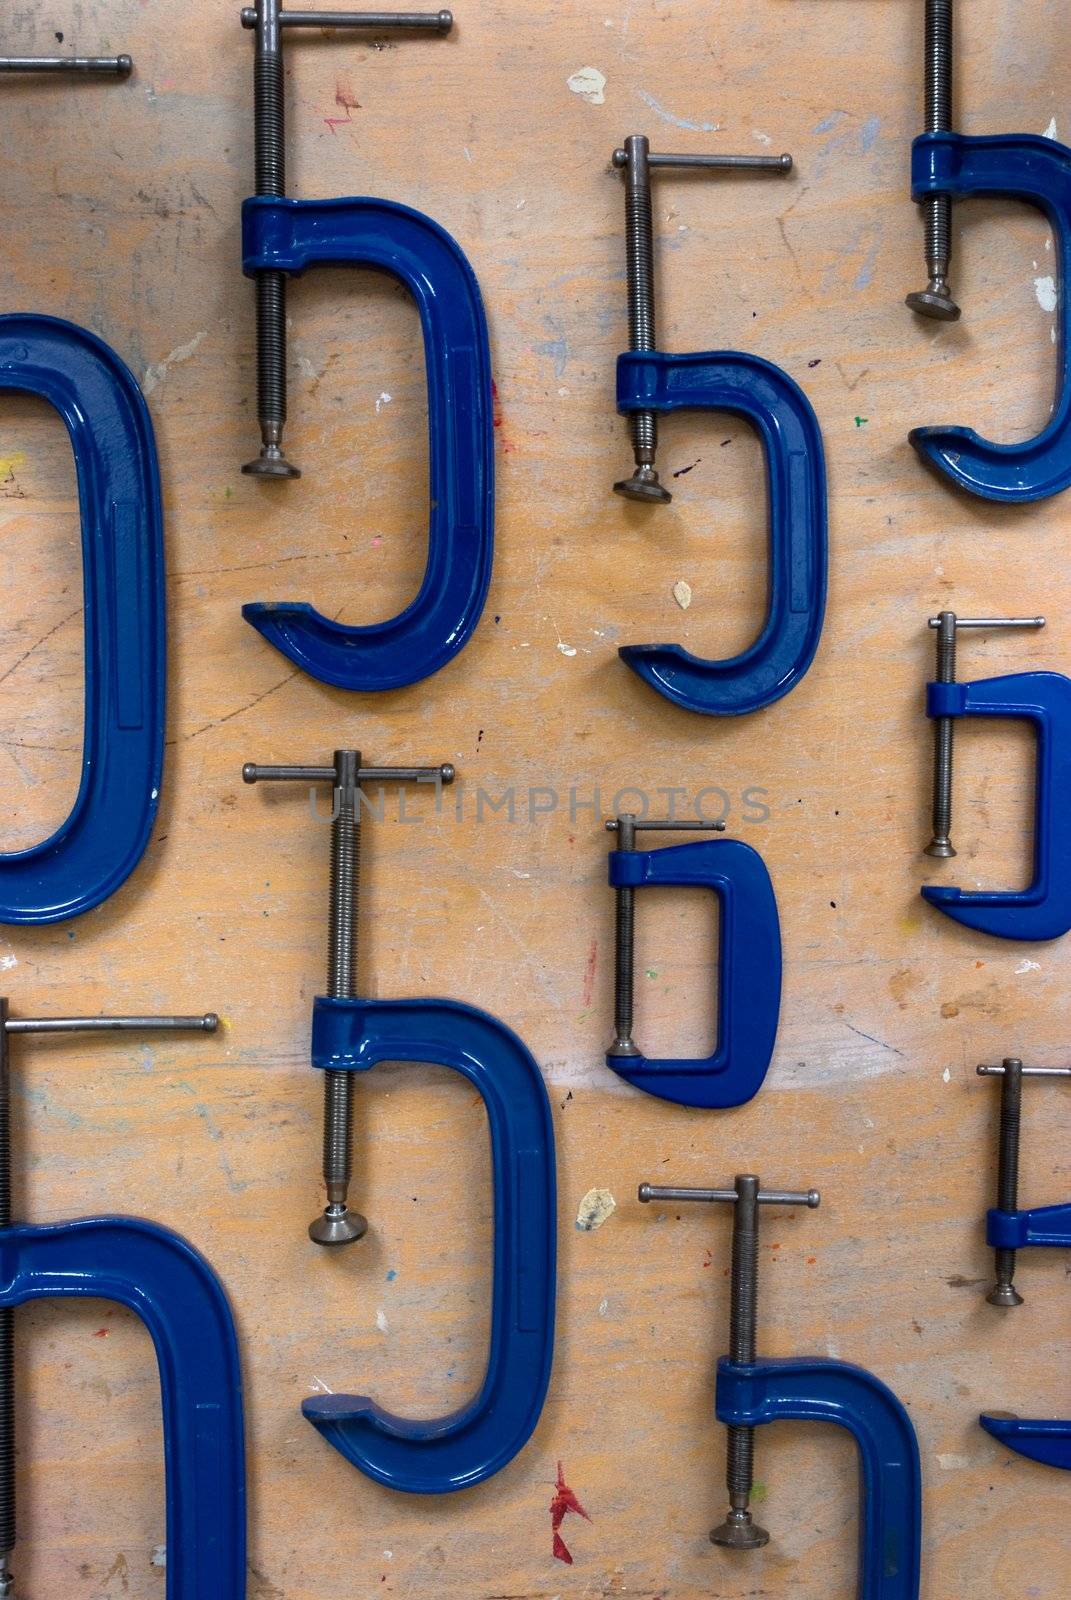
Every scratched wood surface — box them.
[0,0,1069,1595]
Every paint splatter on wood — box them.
[576,1187,615,1231]
[550,1460,591,1563]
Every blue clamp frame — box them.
[606,833,781,1108]
[0,314,164,923]
[241,195,494,692]
[981,1203,1071,1469]
[616,350,827,715]
[1,1215,245,1599]
[717,1357,922,1600]
[910,131,1071,502]
[922,671,1071,940]
[304,994,556,1493]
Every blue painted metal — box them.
[980,1202,1071,1469]
[241,195,493,692]
[615,349,827,715]
[921,671,1071,941]
[717,1356,922,1599]
[605,835,781,1107]
[980,1415,1071,1471]
[0,314,164,924]
[910,131,1071,503]
[304,994,556,1493]
[0,1215,245,1598]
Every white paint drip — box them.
[1043,117,1059,140]
[576,1187,616,1231]
[637,87,719,133]
[308,1375,334,1393]
[942,1067,951,1083]
[672,579,692,610]
[375,391,393,413]
[0,956,17,972]
[1016,958,1041,974]
[753,129,772,146]
[1035,274,1058,313]
[567,66,607,106]
[143,330,206,395]
[937,1452,970,1470]
[598,1296,609,1316]
[151,1546,167,1569]
[296,355,321,380]
[375,1308,389,1333]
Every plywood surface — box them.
[0,1,1069,1595]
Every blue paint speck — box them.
[386,1268,398,1281]
[813,112,845,134]
[860,115,881,153]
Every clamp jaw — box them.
[920,612,1071,941]
[0,1003,245,1600]
[910,130,1071,502]
[976,1059,1071,1470]
[244,749,556,1492]
[239,5,494,694]
[604,813,781,1108]
[609,134,828,716]
[0,317,165,924]
[639,1173,921,1597]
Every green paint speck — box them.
[854,415,869,428]
[645,968,658,979]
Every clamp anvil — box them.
[976,1058,1071,1470]
[920,611,1071,941]
[604,812,781,1107]
[639,1173,922,1599]
[243,749,555,1493]
[0,1001,245,1600]
[906,0,1071,502]
[239,3,495,694]
[608,133,828,717]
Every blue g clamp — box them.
[238,5,493,694]
[639,1174,921,1596]
[604,813,780,1108]
[609,135,827,717]
[976,1058,1071,1471]
[0,1001,244,1599]
[0,314,164,924]
[243,749,555,1493]
[920,611,1071,942]
[909,128,1071,502]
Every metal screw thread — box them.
[0,1008,15,1571]
[926,611,957,856]
[253,48,288,440]
[725,1176,760,1509]
[922,0,953,272]
[991,1059,1023,1302]
[622,136,657,462]
[925,0,954,133]
[323,755,360,1206]
[610,815,637,1051]
[612,888,635,1042]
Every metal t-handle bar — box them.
[243,762,454,786]
[606,816,726,835]
[634,151,792,173]
[240,7,451,28]
[0,55,133,75]
[978,1062,1071,1078]
[5,1014,217,1035]
[928,615,1046,631]
[639,1183,820,1206]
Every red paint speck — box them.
[806,1256,817,1265]
[490,380,515,452]
[581,938,598,1007]
[550,1461,591,1564]
[94,1328,109,1338]
[325,82,361,133]
[702,1248,712,1269]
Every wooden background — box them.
[0,0,1068,1594]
